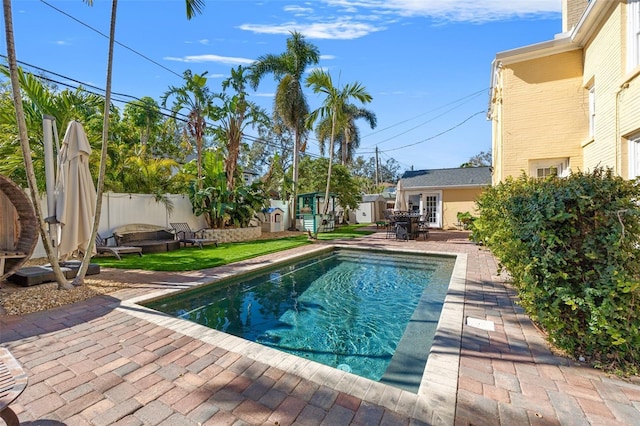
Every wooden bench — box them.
[0,251,26,277]
[0,348,27,426]
[112,224,179,254]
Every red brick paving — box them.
[1,229,639,425]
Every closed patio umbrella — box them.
[55,121,97,260]
[393,179,407,211]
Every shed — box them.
[354,194,386,224]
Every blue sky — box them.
[3,0,562,173]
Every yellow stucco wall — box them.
[492,50,586,182]
[442,187,485,230]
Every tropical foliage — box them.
[297,156,361,211]
[471,168,640,374]
[187,150,268,229]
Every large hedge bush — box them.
[472,168,640,373]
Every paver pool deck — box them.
[1,229,639,425]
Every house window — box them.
[628,0,640,71]
[630,135,640,179]
[531,158,570,179]
[588,85,596,139]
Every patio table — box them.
[391,212,421,240]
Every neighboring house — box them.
[398,167,491,229]
[488,0,640,184]
[380,183,397,210]
[242,169,260,186]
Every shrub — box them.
[456,211,476,229]
[472,168,640,373]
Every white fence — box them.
[32,193,290,259]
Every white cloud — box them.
[164,54,255,65]
[320,54,336,60]
[283,5,314,16]
[54,40,68,45]
[238,0,559,42]
[321,0,560,23]
[239,20,383,40]
[199,39,210,45]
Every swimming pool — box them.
[143,248,455,393]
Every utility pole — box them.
[375,146,380,185]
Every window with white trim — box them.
[628,0,640,71]
[630,134,640,179]
[530,158,570,179]
[588,85,596,139]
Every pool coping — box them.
[118,243,466,424]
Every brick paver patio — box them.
[1,229,639,425]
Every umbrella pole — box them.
[42,115,59,260]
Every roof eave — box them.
[571,0,615,45]
[401,184,490,190]
[495,33,576,66]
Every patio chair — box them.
[0,347,28,426]
[417,219,429,240]
[96,233,143,260]
[170,223,219,249]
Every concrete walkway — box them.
[1,229,639,425]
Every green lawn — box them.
[92,224,374,271]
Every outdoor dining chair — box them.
[170,223,219,249]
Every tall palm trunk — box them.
[323,110,337,218]
[3,0,71,289]
[73,0,118,285]
[290,133,300,230]
[341,128,351,166]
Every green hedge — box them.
[471,168,640,373]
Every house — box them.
[488,0,640,184]
[397,167,491,230]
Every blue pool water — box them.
[144,249,455,390]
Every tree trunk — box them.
[316,109,337,238]
[289,131,300,231]
[225,119,240,192]
[3,0,71,289]
[73,0,118,286]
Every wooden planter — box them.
[0,174,38,282]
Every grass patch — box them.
[93,224,374,271]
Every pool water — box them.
[144,249,455,390]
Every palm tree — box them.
[2,0,70,288]
[249,31,320,230]
[314,103,377,166]
[305,69,372,222]
[161,69,215,188]
[338,105,376,165]
[216,65,268,192]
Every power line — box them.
[361,111,486,155]
[359,88,487,145]
[39,0,183,79]
[365,92,485,148]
